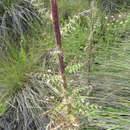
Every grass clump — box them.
[0,38,51,129]
[0,0,42,48]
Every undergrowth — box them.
[0,0,130,130]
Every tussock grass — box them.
[0,0,42,48]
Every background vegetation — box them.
[0,0,130,130]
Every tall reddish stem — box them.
[50,0,67,91]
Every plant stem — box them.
[50,0,68,97]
